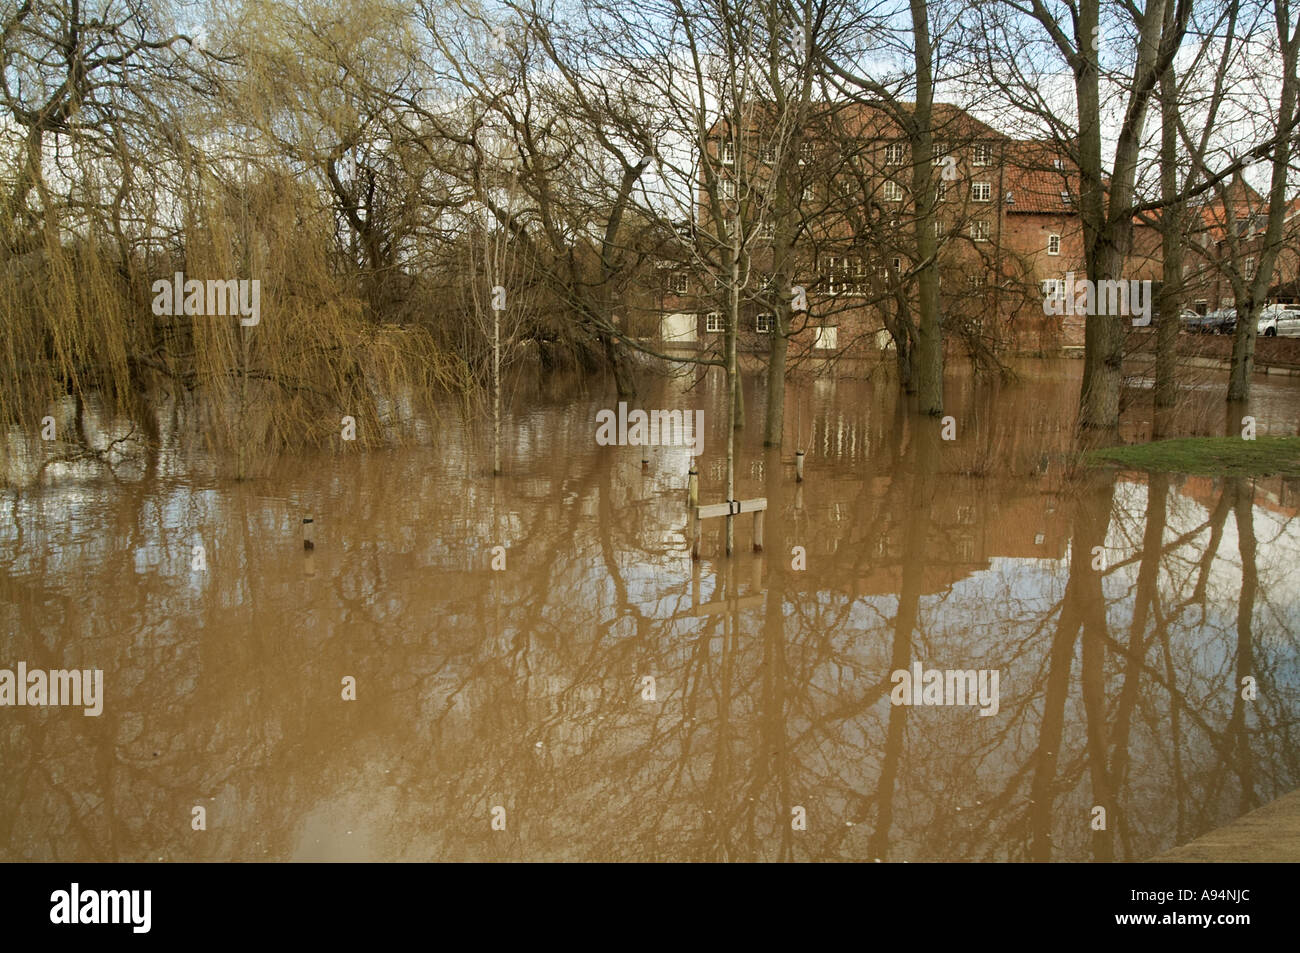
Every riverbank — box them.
[1084,436,1300,477]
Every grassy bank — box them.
[1085,436,1300,477]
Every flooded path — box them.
[3,359,1299,861]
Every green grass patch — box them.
[1084,436,1300,477]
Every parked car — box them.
[1257,307,1300,337]
[1179,310,1217,333]
[1204,308,1237,334]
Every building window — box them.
[1195,300,1207,315]
[932,142,947,163]
[935,179,949,201]
[885,142,906,165]
[972,181,992,202]
[670,273,689,294]
[827,256,866,296]
[799,141,814,165]
[1244,256,1256,278]
[756,313,774,333]
[759,143,775,164]
[973,143,992,167]
[705,311,724,333]
[801,182,814,204]
[892,256,902,273]
[1047,234,1061,255]
[720,179,736,200]
[1052,158,1065,170]
[1061,190,1073,206]
[934,218,948,237]
[970,220,991,242]
[758,221,775,242]
[720,141,735,165]
[1042,278,1064,299]
[969,273,986,290]
[883,180,904,202]
[814,325,838,349]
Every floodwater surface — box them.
[2,358,1299,861]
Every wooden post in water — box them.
[693,498,766,559]
[302,517,315,550]
[687,466,699,506]
[795,450,805,483]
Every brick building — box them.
[634,101,1171,358]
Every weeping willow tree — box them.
[0,0,462,483]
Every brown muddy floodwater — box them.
[2,358,1300,862]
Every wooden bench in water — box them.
[690,497,766,558]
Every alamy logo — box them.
[50,884,150,933]
[0,663,102,716]
[595,402,704,456]
[1042,272,1151,326]
[152,272,260,326]
[890,662,1000,716]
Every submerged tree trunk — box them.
[763,328,786,446]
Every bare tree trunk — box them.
[726,247,740,556]
[1155,59,1182,413]
[1227,10,1299,401]
[909,0,943,416]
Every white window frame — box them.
[970,220,991,242]
[1047,234,1061,256]
[814,325,838,350]
[756,313,774,334]
[670,273,689,294]
[971,181,992,203]
[719,141,735,166]
[720,179,736,200]
[705,311,724,333]
[826,256,866,296]
[973,143,992,167]
[883,180,904,202]
[885,142,905,165]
